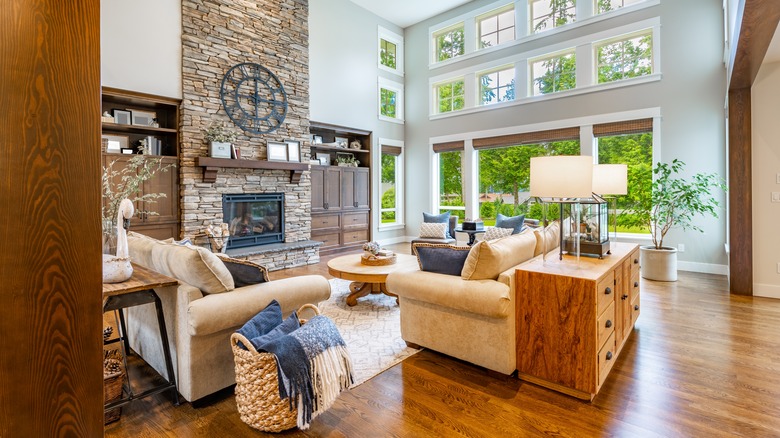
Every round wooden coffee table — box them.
[327,253,418,306]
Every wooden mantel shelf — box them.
[195,157,309,183]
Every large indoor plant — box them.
[624,159,726,281]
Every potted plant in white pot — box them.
[624,159,726,281]
[205,123,237,158]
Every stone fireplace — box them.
[179,0,317,270]
[223,193,284,249]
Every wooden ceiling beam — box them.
[728,0,780,90]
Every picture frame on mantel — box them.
[267,141,288,161]
[286,140,300,162]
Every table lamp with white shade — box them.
[592,164,628,240]
[530,156,594,263]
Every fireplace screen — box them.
[223,193,284,249]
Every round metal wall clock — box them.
[219,62,288,135]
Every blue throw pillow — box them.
[423,211,452,238]
[414,244,471,276]
[236,300,282,350]
[254,312,300,351]
[496,213,525,234]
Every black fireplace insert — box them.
[223,193,284,249]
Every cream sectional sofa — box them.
[123,232,331,402]
[386,223,559,375]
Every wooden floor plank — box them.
[105,244,780,437]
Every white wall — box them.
[101,0,182,98]
[751,61,780,298]
[402,0,728,270]
[309,0,406,243]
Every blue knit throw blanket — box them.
[259,314,354,429]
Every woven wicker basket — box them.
[230,304,320,432]
[103,371,124,424]
[360,253,396,266]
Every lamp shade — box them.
[530,156,594,198]
[592,164,628,195]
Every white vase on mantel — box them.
[639,246,677,282]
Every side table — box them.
[455,227,486,246]
[103,263,180,411]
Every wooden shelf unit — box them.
[309,122,372,254]
[515,242,641,400]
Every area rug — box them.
[317,278,420,387]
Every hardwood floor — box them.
[105,244,780,437]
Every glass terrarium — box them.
[561,195,610,258]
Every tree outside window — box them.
[597,133,652,233]
[597,32,653,83]
[480,68,515,105]
[381,153,397,223]
[479,7,515,48]
[478,141,578,224]
[530,0,576,34]
[437,80,465,113]
[596,0,645,14]
[438,150,465,218]
[380,39,397,69]
[531,52,576,95]
[380,88,397,118]
[435,25,465,62]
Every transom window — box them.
[437,80,465,113]
[530,0,576,34]
[596,31,653,83]
[595,0,646,14]
[480,67,515,105]
[531,51,576,96]
[478,6,515,49]
[380,39,397,69]
[434,24,465,62]
[380,88,397,118]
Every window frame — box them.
[594,0,647,15]
[378,139,404,228]
[478,65,516,106]
[594,29,654,84]
[435,149,466,216]
[378,26,404,76]
[477,4,516,50]
[434,78,466,114]
[528,49,577,96]
[433,22,466,63]
[529,0,577,35]
[378,77,405,124]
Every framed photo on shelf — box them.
[267,141,288,161]
[231,144,241,159]
[312,135,323,145]
[286,140,301,162]
[112,109,132,125]
[335,136,348,148]
[102,134,129,153]
[315,152,330,166]
[131,110,156,127]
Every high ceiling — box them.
[348,0,473,28]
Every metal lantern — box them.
[561,194,610,258]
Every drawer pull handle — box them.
[634,282,639,288]
[605,320,612,328]
[634,305,640,311]
[606,351,613,361]
[604,287,612,295]
[622,294,628,300]
[634,258,639,264]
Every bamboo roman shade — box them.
[472,127,580,150]
[381,145,402,156]
[592,118,653,137]
[432,140,465,153]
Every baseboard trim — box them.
[677,261,728,275]
[754,283,780,299]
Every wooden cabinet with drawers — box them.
[515,242,640,400]
[310,165,370,254]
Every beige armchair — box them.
[124,232,331,402]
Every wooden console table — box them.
[515,242,641,400]
[103,264,180,410]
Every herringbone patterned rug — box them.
[319,279,421,387]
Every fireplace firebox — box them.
[223,193,284,249]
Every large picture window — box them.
[530,51,576,96]
[530,0,576,34]
[480,67,515,105]
[478,6,515,49]
[380,143,403,226]
[437,150,465,218]
[437,79,465,114]
[434,24,465,62]
[596,31,653,84]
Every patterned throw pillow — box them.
[419,222,449,239]
[423,211,453,238]
[496,213,526,234]
[483,226,513,241]
[414,244,472,276]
